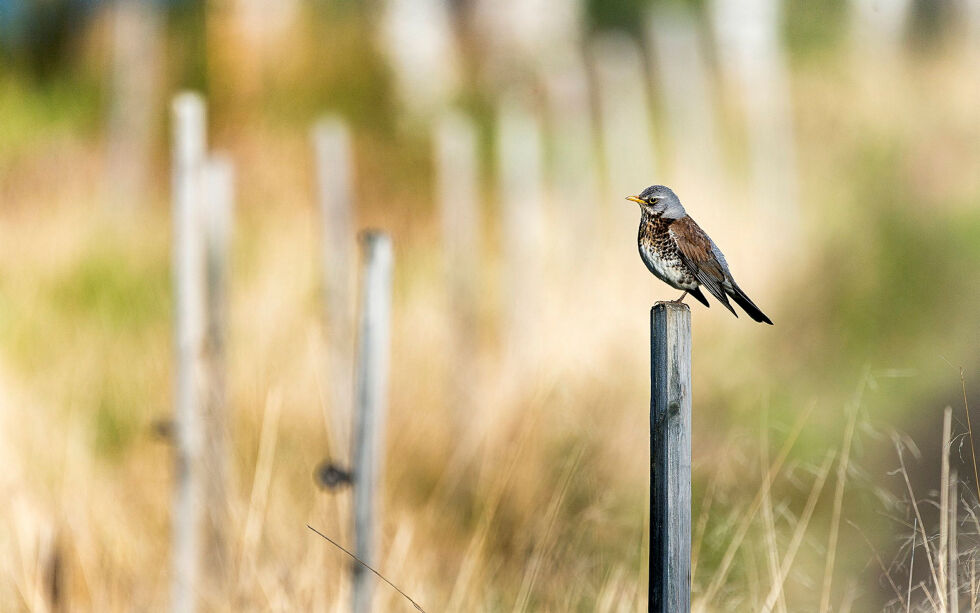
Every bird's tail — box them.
[728,283,773,325]
[689,287,711,309]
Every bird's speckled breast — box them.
[638,215,698,290]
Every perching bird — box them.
[627,185,773,324]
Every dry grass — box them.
[1,19,979,613]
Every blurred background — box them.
[1,0,979,610]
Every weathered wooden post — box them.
[351,232,394,613]
[710,0,799,239]
[106,0,162,210]
[543,56,599,260]
[378,0,459,117]
[949,468,959,612]
[497,98,544,359]
[592,33,657,240]
[201,153,234,600]
[650,302,692,613]
[313,117,356,461]
[646,7,722,188]
[435,112,480,420]
[850,0,911,61]
[171,91,206,613]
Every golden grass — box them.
[0,32,979,613]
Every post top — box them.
[652,301,691,313]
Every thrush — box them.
[628,185,773,324]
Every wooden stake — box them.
[497,98,543,359]
[543,56,599,257]
[106,0,162,210]
[592,34,657,240]
[710,0,800,238]
[646,8,722,186]
[435,112,480,419]
[171,91,206,613]
[313,117,356,461]
[941,406,952,612]
[351,232,394,613]
[950,468,960,613]
[650,302,692,613]
[201,154,234,601]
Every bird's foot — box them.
[668,291,689,304]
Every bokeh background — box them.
[1,0,979,611]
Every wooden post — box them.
[970,2,980,57]
[949,468,959,612]
[171,91,207,613]
[201,154,234,600]
[313,117,356,461]
[940,405,951,610]
[497,98,544,359]
[435,112,480,419]
[351,232,394,613]
[650,302,692,613]
[646,7,722,188]
[592,33,657,238]
[106,0,162,210]
[850,0,911,60]
[378,0,458,116]
[43,529,66,613]
[710,0,799,238]
[543,56,599,259]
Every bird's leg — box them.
[672,290,689,303]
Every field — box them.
[1,2,979,611]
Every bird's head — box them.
[626,185,685,219]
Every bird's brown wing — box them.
[669,217,738,317]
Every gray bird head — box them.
[626,185,686,219]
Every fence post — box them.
[497,98,543,360]
[201,154,234,600]
[171,91,207,613]
[710,0,799,240]
[313,117,356,462]
[650,302,692,613]
[351,232,394,613]
[592,33,657,241]
[106,0,162,210]
[435,112,480,422]
[646,7,722,189]
[543,56,599,260]
[949,468,959,613]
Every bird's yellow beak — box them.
[626,196,644,205]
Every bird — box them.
[627,185,773,324]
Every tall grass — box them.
[0,13,979,612]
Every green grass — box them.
[0,230,171,461]
[47,240,170,332]
[0,75,101,157]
